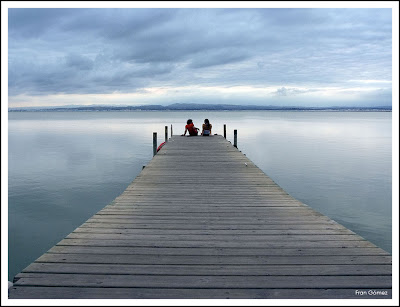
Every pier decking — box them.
[9,135,391,299]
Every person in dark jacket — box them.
[201,119,212,136]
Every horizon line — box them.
[8,103,393,111]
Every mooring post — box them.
[234,129,237,148]
[224,124,226,139]
[153,132,157,156]
[171,124,173,137]
[165,126,168,142]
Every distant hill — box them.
[8,103,392,112]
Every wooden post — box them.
[171,124,173,137]
[234,129,237,148]
[153,132,157,156]
[165,126,168,142]
[224,124,226,139]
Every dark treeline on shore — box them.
[8,103,392,112]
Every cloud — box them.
[7,7,393,107]
[65,53,94,71]
[274,87,312,96]
[189,49,250,68]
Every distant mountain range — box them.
[8,103,392,112]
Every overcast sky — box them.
[5,5,395,108]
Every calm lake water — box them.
[7,111,392,281]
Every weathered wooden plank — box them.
[56,238,380,248]
[66,233,364,241]
[87,215,334,221]
[78,222,353,230]
[82,218,343,229]
[47,245,389,256]
[98,209,319,215]
[72,228,356,236]
[94,211,326,217]
[92,215,336,222]
[123,181,281,186]
[34,253,392,265]
[100,207,315,212]
[7,287,393,299]
[19,262,392,276]
[13,273,392,289]
[109,202,305,207]
[108,203,305,207]
[100,210,313,215]
[114,194,299,198]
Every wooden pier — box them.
[9,135,392,299]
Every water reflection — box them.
[8,111,392,281]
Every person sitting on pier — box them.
[201,119,212,136]
[181,119,199,136]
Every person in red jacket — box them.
[181,119,199,136]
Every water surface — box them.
[8,111,392,281]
